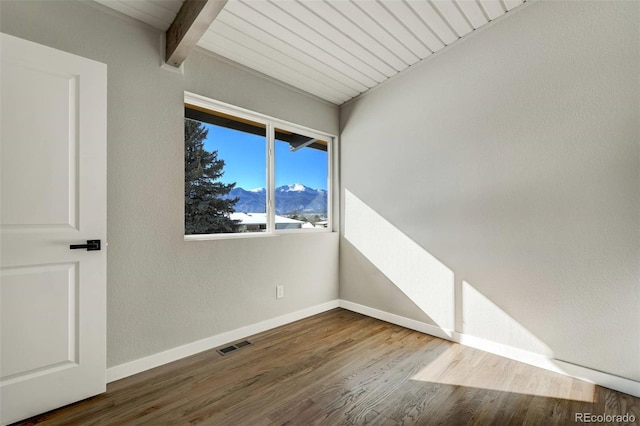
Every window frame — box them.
[184,91,335,240]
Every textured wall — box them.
[0,1,339,368]
[340,0,639,381]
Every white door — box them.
[0,33,107,425]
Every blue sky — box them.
[203,123,328,190]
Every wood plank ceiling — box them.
[96,0,527,104]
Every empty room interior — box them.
[0,0,638,424]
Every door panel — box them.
[0,33,107,425]
[1,61,79,228]
[1,263,78,378]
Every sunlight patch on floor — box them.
[411,344,596,402]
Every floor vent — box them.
[217,340,252,356]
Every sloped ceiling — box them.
[96,0,527,104]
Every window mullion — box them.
[327,136,334,232]
[267,122,275,233]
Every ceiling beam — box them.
[165,0,227,68]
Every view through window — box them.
[184,101,331,236]
[275,128,329,230]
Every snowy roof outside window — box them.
[230,212,305,226]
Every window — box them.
[184,93,333,238]
[274,128,329,230]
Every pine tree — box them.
[184,119,240,234]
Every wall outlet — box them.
[276,285,284,299]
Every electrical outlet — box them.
[276,285,284,299]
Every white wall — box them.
[0,1,339,368]
[340,0,639,382]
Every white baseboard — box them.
[106,300,340,383]
[338,299,456,341]
[107,298,639,399]
[338,299,640,398]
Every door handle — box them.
[70,240,101,251]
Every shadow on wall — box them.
[343,190,560,370]
[344,189,549,350]
[343,189,456,335]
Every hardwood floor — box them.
[15,309,639,425]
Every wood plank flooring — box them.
[15,309,639,425]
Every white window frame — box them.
[184,92,335,240]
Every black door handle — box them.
[70,240,101,251]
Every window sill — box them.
[184,229,333,242]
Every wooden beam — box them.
[165,0,227,68]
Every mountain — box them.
[224,184,327,215]
[226,187,266,213]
